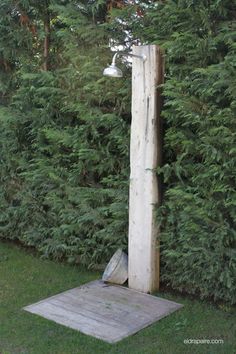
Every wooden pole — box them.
[43,2,50,72]
[128,45,164,293]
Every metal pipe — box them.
[111,51,147,65]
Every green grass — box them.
[0,242,235,354]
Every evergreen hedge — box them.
[141,0,236,304]
[0,0,130,266]
[0,0,235,303]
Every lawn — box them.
[0,242,235,354]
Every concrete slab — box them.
[24,280,183,343]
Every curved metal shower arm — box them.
[111,51,147,65]
[111,52,120,65]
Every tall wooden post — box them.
[128,45,164,293]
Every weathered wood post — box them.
[128,45,164,293]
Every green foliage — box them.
[95,0,236,303]
[0,0,235,304]
[0,1,130,267]
[140,0,236,304]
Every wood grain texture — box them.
[24,280,182,343]
[128,45,164,293]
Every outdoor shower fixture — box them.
[103,51,147,78]
[103,45,164,294]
